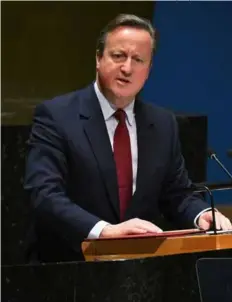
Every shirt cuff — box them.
[87,220,110,239]
[194,207,218,228]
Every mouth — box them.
[116,78,131,85]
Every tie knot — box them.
[114,109,126,123]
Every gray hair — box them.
[96,14,157,58]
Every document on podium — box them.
[86,228,205,241]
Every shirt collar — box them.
[94,81,135,126]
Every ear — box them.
[146,60,153,79]
[96,51,100,70]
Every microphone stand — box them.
[173,184,218,235]
[194,185,217,235]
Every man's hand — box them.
[100,218,163,238]
[198,211,232,231]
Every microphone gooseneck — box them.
[207,148,232,179]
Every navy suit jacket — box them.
[24,83,208,262]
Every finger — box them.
[215,217,222,230]
[153,227,163,233]
[198,219,211,230]
[122,227,148,235]
[227,219,232,230]
[220,217,232,230]
[134,219,163,233]
[214,213,226,230]
[137,224,163,233]
[221,215,232,230]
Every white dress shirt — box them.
[87,82,210,239]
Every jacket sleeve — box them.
[159,114,208,228]
[24,102,101,251]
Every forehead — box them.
[105,26,152,51]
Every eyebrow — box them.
[111,49,142,57]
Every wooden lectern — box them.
[81,230,232,261]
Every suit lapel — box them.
[135,100,157,192]
[125,99,159,218]
[79,85,120,220]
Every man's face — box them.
[96,26,152,108]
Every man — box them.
[24,14,231,263]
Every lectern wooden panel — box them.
[82,232,232,261]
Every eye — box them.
[111,52,127,62]
[112,53,123,59]
[134,57,143,63]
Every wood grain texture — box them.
[82,233,232,261]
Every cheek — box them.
[134,69,149,84]
[100,71,114,86]
[99,64,118,83]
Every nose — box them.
[120,58,132,76]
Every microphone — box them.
[207,148,232,180]
[227,149,232,158]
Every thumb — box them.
[198,217,211,230]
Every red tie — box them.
[113,109,133,221]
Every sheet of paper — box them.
[86,228,204,241]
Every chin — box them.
[113,88,135,99]
[114,94,133,103]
